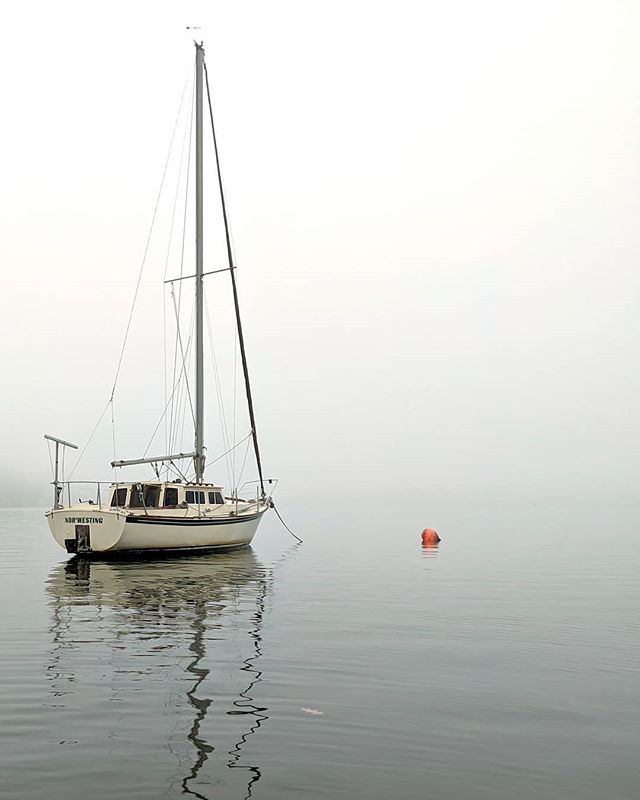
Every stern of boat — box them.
[46,507,127,554]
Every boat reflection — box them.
[46,549,270,799]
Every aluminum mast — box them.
[194,42,205,483]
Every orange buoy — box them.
[421,528,440,546]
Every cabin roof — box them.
[109,481,223,489]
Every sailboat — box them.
[44,42,271,555]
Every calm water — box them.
[1,502,638,799]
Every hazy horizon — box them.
[2,0,639,509]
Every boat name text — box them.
[65,517,104,524]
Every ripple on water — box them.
[1,505,640,799]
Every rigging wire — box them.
[203,58,266,496]
[232,330,238,491]
[69,71,190,479]
[168,77,196,475]
[169,460,189,483]
[168,299,191,455]
[172,303,196,456]
[235,435,252,496]
[65,56,273,500]
[204,292,234,488]
[164,74,194,466]
[143,90,193,473]
[170,286,196,427]
[67,398,111,480]
[142,339,197,459]
[201,430,253,475]
[111,399,117,481]
[109,73,190,405]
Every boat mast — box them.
[194,42,205,483]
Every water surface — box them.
[1,502,638,799]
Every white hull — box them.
[46,504,267,554]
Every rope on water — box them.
[270,501,303,544]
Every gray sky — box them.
[1,0,639,506]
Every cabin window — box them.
[110,487,127,507]
[129,484,145,508]
[129,484,160,508]
[208,491,224,504]
[163,487,179,507]
[186,490,205,504]
[144,485,160,508]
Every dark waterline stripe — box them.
[125,511,264,526]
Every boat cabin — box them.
[109,482,225,510]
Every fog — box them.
[1,0,639,507]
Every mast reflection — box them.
[47,549,271,799]
[226,576,268,799]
